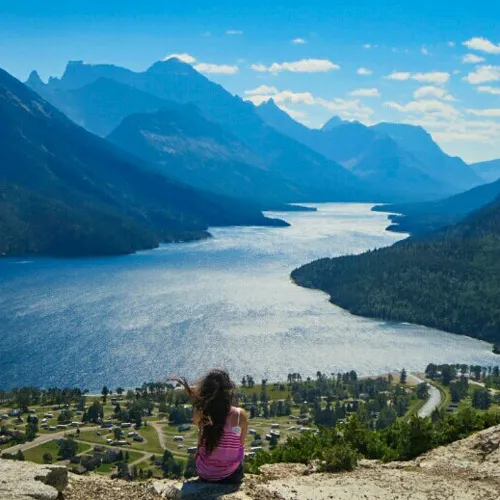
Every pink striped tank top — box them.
[195,406,245,481]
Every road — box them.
[408,374,442,418]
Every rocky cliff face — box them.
[2,424,499,499]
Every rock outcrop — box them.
[0,460,68,499]
[2,424,499,499]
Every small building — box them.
[127,431,137,438]
[49,426,57,431]
[178,424,191,432]
[120,422,132,428]
[250,446,262,452]
[187,447,197,454]
[44,413,54,419]
[270,430,280,438]
[101,422,113,429]
[71,422,82,427]
[173,436,184,442]
[133,435,144,442]
[271,424,280,429]
[249,429,257,435]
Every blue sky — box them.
[1,1,500,163]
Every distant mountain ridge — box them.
[372,122,481,191]
[256,99,481,201]
[471,159,500,184]
[107,103,302,203]
[0,67,284,257]
[27,59,372,205]
[373,177,500,235]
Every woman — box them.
[173,369,248,483]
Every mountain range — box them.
[27,60,370,205]
[257,99,481,200]
[0,68,284,257]
[5,57,498,258]
[27,59,483,205]
[471,159,500,184]
[373,176,500,235]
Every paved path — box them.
[150,420,168,451]
[408,374,442,418]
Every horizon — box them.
[1,0,500,163]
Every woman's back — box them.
[195,406,245,482]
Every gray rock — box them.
[0,459,68,499]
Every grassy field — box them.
[239,383,290,401]
[23,441,91,464]
[75,423,163,455]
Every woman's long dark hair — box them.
[180,369,235,454]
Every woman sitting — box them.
[174,369,248,484]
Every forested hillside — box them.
[373,177,500,235]
[0,68,284,257]
[292,198,500,345]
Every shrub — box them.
[320,443,358,472]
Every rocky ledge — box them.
[0,460,68,500]
[2,424,499,500]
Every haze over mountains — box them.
[257,99,481,200]
[27,58,483,205]
[1,57,497,257]
[0,68,284,257]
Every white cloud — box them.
[292,38,306,44]
[244,88,373,121]
[433,131,492,143]
[386,71,412,81]
[464,65,500,84]
[194,63,239,74]
[413,86,455,101]
[462,53,485,64]
[349,88,380,97]
[386,71,450,84]
[278,105,307,120]
[412,72,450,84]
[357,67,373,76]
[421,46,429,56]
[226,30,243,35]
[244,85,278,96]
[463,36,500,54]
[163,53,196,64]
[477,85,500,95]
[250,58,340,73]
[467,108,500,117]
[401,116,500,147]
[244,85,278,95]
[385,99,460,119]
[448,41,456,47]
[363,44,372,49]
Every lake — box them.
[0,203,497,391]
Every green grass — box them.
[239,383,290,401]
[405,397,427,418]
[133,423,163,454]
[23,441,91,464]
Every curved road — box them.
[409,374,442,418]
